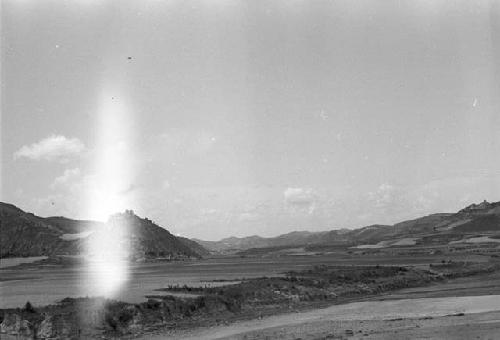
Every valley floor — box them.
[185,311,500,340]
[141,270,500,340]
[2,253,500,339]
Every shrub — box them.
[104,312,118,330]
[23,301,35,313]
[118,308,135,324]
[145,299,161,310]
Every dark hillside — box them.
[0,203,208,259]
[178,237,211,257]
[454,214,500,232]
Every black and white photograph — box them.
[1,0,500,339]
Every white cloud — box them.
[359,174,500,227]
[367,183,397,208]
[283,187,319,217]
[14,135,85,162]
[162,180,171,190]
[284,187,315,205]
[238,212,261,222]
[200,208,217,215]
[51,168,81,188]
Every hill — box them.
[4,199,499,258]
[197,200,500,253]
[178,236,211,257]
[194,231,333,253]
[0,203,208,259]
[0,202,86,257]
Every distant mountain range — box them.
[195,200,500,253]
[2,200,500,259]
[0,202,207,259]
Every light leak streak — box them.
[83,89,136,299]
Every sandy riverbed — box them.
[149,295,500,339]
[140,271,500,340]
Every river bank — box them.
[2,260,500,339]
[162,297,500,340]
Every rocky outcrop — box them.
[0,313,35,339]
[36,314,76,339]
[459,200,494,213]
[36,315,56,339]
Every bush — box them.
[103,302,137,332]
[145,299,161,310]
[104,313,118,330]
[118,308,135,324]
[23,301,35,313]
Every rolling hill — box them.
[197,200,500,253]
[3,199,499,258]
[193,231,335,253]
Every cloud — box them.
[367,183,397,208]
[238,212,261,222]
[283,187,318,215]
[359,174,500,227]
[284,187,315,205]
[51,168,81,188]
[14,135,85,162]
[200,208,217,215]
[162,180,171,190]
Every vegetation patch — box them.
[1,262,499,339]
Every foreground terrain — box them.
[179,309,500,340]
[1,254,500,339]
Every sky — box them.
[1,0,499,240]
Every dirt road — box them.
[139,295,500,339]
[141,271,500,340]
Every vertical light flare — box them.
[83,88,136,299]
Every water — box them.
[1,256,323,308]
[0,254,489,309]
[0,257,48,269]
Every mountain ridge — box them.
[2,199,500,257]
[195,200,500,253]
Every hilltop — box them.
[0,203,208,259]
